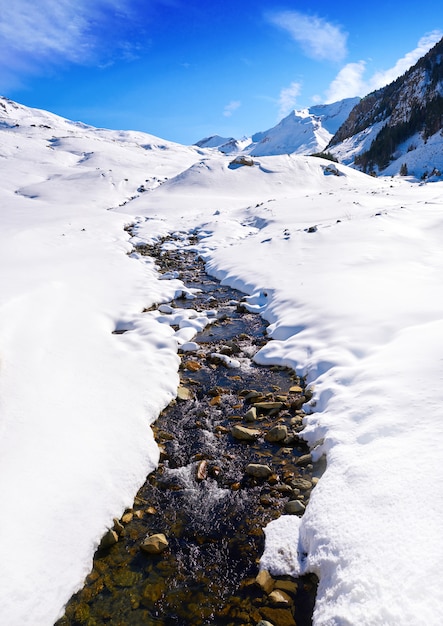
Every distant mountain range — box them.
[195,97,359,157]
[197,36,443,180]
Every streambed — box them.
[56,233,319,625]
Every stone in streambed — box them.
[99,529,119,550]
[245,463,273,479]
[177,386,192,401]
[253,401,284,411]
[260,607,296,626]
[268,589,293,607]
[296,453,312,466]
[244,406,257,422]
[255,569,274,594]
[196,459,208,481]
[289,385,303,393]
[140,533,169,555]
[231,424,261,441]
[274,579,298,595]
[289,477,312,491]
[285,500,306,515]
[265,424,288,442]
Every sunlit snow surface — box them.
[1,97,443,625]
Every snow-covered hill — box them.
[2,95,443,626]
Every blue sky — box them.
[1,1,442,144]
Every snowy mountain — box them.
[248,97,360,157]
[194,97,360,157]
[328,36,443,178]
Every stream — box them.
[56,232,320,626]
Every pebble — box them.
[231,425,261,441]
[253,401,284,411]
[289,477,312,491]
[285,500,306,515]
[289,385,303,393]
[296,453,312,466]
[265,424,288,442]
[268,589,293,607]
[244,406,257,422]
[255,569,274,594]
[177,386,192,401]
[274,580,298,595]
[99,529,118,550]
[245,463,273,479]
[140,533,169,555]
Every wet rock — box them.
[232,425,261,441]
[243,390,264,401]
[296,453,312,466]
[285,500,306,515]
[121,511,133,524]
[255,569,274,594]
[274,484,293,495]
[274,579,298,595]
[113,518,124,534]
[177,386,192,401]
[289,477,312,491]
[260,607,296,626]
[268,589,293,607]
[185,360,201,372]
[304,388,314,401]
[253,401,284,411]
[99,529,118,550]
[291,396,306,410]
[244,406,257,422]
[265,424,288,442]
[289,385,303,393]
[246,464,273,479]
[146,506,157,515]
[214,425,229,434]
[196,459,208,481]
[140,533,169,555]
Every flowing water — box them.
[56,233,320,626]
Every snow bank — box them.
[0,100,203,625]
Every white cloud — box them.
[367,31,442,92]
[278,81,302,118]
[0,0,144,84]
[326,61,367,102]
[269,10,348,63]
[223,100,241,117]
[326,31,443,103]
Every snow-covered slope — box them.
[328,37,443,179]
[2,95,443,626]
[0,97,204,625]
